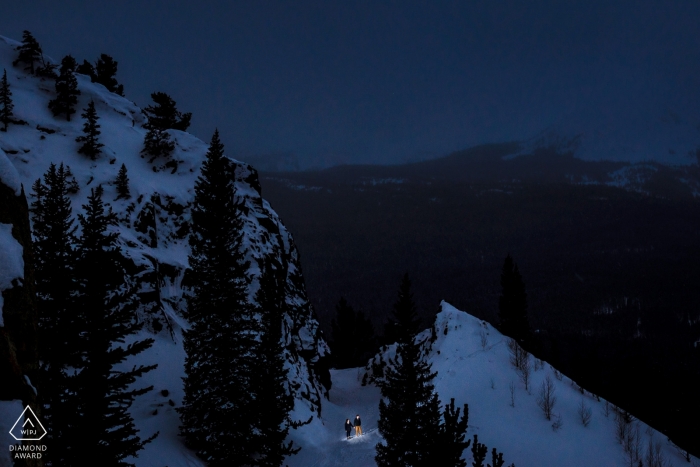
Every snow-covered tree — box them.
[69,186,158,466]
[179,129,260,465]
[76,100,104,160]
[48,55,80,121]
[0,68,13,131]
[13,30,43,74]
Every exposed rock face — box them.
[0,179,37,403]
[0,172,41,467]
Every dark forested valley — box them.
[261,145,700,458]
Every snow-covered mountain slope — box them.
[309,302,696,467]
[519,99,700,167]
[0,33,330,464]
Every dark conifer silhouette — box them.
[69,185,157,466]
[179,130,259,465]
[31,163,80,466]
[76,59,96,79]
[141,125,175,163]
[115,163,131,200]
[141,92,191,163]
[498,254,529,345]
[35,57,58,79]
[437,399,470,467]
[0,69,13,131]
[94,54,124,95]
[471,435,488,467]
[376,273,443,466]
[13,30,43,74]
[252,257,300,466]
[48,55,80,121]
[330,297,376,368]
[75,100,104,159]
[143,92,191,131]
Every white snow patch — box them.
[0,151,22,195]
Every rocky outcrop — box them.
[0,171,41,467]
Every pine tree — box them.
[13,30,43,74]
[35,56,58,79]
[76,59,96,79]
[75,100,104,159]
[48,55,80,121]
[115,163,131,200]
[143,92,191,131]
[94,54,124,95]
[471,435,488,467]
[437,399,470,467]
[31,163,80,466]
[498,254,529,345]
[0,69,13,131]
[330,297,376,368]
[179,129,259,466]
[69,186,158,466]
[141,92,191,164]
[252,257,300,466]
[141,126,175,163]
[375,273,443,467]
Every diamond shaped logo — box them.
[9,406,46,441]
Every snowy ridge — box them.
[0,34,328,465]
[352,302,698,467]
[517,97,700,166]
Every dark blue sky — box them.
[2,1,699,167]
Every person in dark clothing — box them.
[354,414,362,436]
[345,419,353,439]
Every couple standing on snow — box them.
[344,415,362,439]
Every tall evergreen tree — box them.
[48,55,80,121]
[376,273,443,467]
[115,163,131,200]
[498,254,529,345]
[31,163,80,466]
[0,68,13,131]
[75,100,104,159]
[94,54,124,95]
[179,129,259,466]
[13,30,43,74]
[68,186,157,466]
[330,297,376,368]
[252,257,299,466]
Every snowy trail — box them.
[287,369,383,466]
